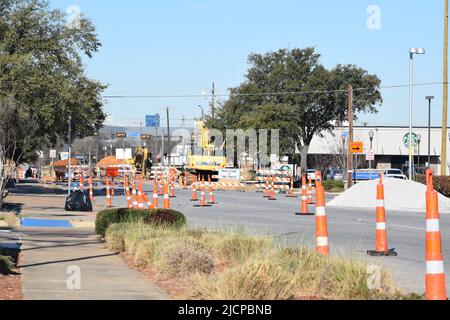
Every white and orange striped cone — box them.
[137,176,145,209]
[88,177,94,202]
[159,176,165,196]
[268,176,277,201]
[170,176,176,198]
[151,178,159,209]
[163,181,171,209]
[131,177,138,209]
[286,176,297,198]
[79,175,84,191]
[183,172,188,190]
[124,176,132,209]
[425,170,447,300]
[315,173,329,256]
[106,176,112,208]
[296,175,313,216]
[367,174,397,257]
[208,176,215,205]
[194,178,212,208]
[190,179,198,202]
[111,178,116,197]
[263,179,270,198]
[307,178,314,204]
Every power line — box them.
[102,82,445,100]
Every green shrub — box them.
[323,180,345,192]
[416,175,450,197]
[95,208,151,236]
[0,255,14,275]
[144,209,186,229]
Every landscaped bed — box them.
[98,208,420,300]
[0,255,22,300]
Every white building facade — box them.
[308,126,450,175]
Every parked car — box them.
[384,169,407,180]
[326,169,345,181]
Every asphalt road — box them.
[104,184,450,296]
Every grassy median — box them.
[104,222,419,300]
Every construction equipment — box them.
[131,146,153,176]
[187,121,227,176]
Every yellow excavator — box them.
[129,146,153,176]
[187,121,227,175]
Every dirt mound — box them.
[328,178,450,213]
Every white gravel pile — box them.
[327,178,450,213]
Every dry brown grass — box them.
[105,222,415,300]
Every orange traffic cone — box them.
[268,176,277,201]
[163,181,170,209]
[79,174,84,191]
[137,176,145,209]
[106,176,112,208]
[367,174,397,256]
[170,176,176,198]
[208,176,215,205]
[286,176,297,198]
[88,176,94,202]
[194,178,212,208]
[425,170,447,300]
[124,176,132,209]
[307,178,314,204]
[263,179,270,198]
[190,178,198,202]
[296,175,313,216]
[159,175,165,196]
[183,172,188,190]
[152,178,159,209]
[315,172,329,256]
[131,177,138,209]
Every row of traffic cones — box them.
[192,176,215,208]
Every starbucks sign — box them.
[403,132,419,148]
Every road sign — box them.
[49,150,57,159]
[116,132,127,139]
[349,142,364,154]
[145,114,161,128]
[141,134,152,140]
[366,152,375,161]
[116,148,132,160]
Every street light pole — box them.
[409,47,426,180]
[426,96,435,168]
[369,130,374,170]
[68,116,72,195]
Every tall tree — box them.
[0,0,106,207]
[207,48,382,170]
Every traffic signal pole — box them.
[347,85,354,188]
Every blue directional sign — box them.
[352,172,381,180]
[146,114,161,128]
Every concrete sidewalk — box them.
[17,227,169,300]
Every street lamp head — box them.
[369,130,375,139]
[426,96,435,101]
[417,134,422,143]
[410,47,426,55]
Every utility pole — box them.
[347,85,354,189]
[442,0,449,176]
[166,106,171,166]
[211,82,216,119]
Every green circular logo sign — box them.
[403,133,419,148]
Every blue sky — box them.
[53,1,445,127]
